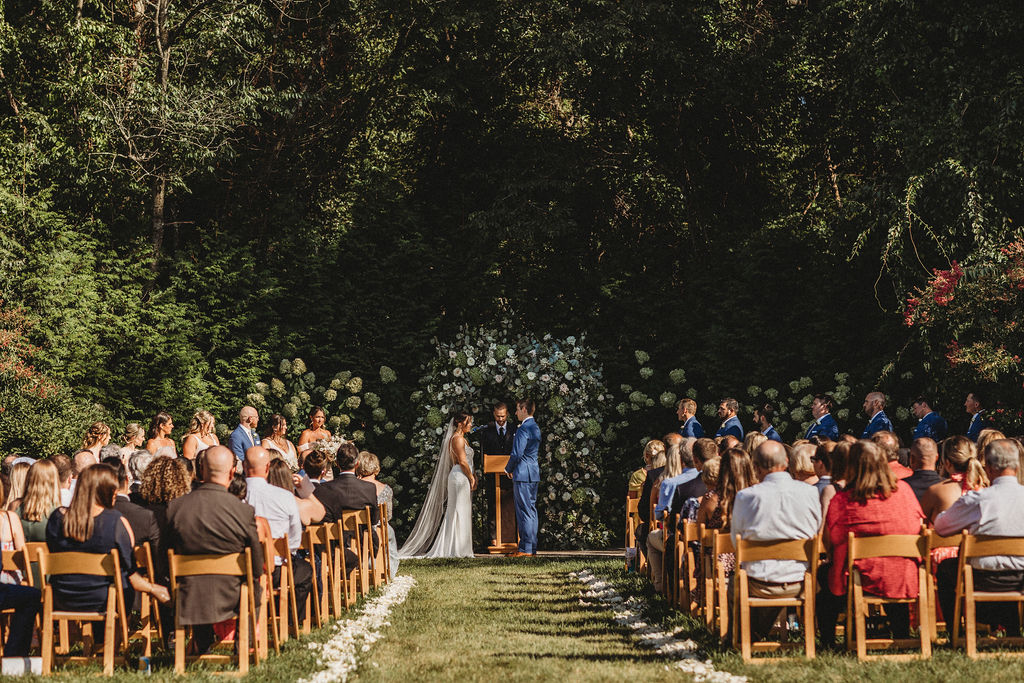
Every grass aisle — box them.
[355,558,677,682]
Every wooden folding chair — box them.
[675,520,699,613]
[303,524,331,627]
[924,528,961,642]
[0,548,33,649]
[376,503,391,585]
[339,508,372,601]
[732,535,819,662]
[699,525,714,627]
[625,492,640,571]
[263,536,300,649]
[39,549,129,675]
[128,543,160,657]
[168,548,260,675]
[712,531,735,640]
[845,532,931,661]
[952,532,1024,659]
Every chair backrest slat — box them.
[925,528,961,550]
[42,550,117,577]
[847,533,926,569]
[713,530,734,555]
[169,552,246,577]
[963,534,1024,559]
[735,536,818,564]
[683,520,699,543]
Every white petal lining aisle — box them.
[301,575,417,683]
[572,569,747,683]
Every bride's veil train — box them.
[397,420,456,558]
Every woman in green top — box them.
[13,459,61,542]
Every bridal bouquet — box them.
[306,435,351,461]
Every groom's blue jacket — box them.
[505,417,541,483]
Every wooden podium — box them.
[483,453,518,554]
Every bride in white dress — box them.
[398,411,477,559]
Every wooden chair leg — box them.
[103,598,116,675]
[174,617,185,674]
[41,594,53,675]
[804,576,815,660]
[238,586,250,676]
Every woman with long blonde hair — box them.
[82,422,111,458]
[182,410,219,461]
[5,463,29,511]
[13,460,61,542]
[921,436,988,523]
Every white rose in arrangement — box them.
[555,472,564,481]
[541,374,550,382]
[560,383,570,394]
[466,357,475,366]
[527,372,536,381]
[488,357,497,365]
[449,350,457,358]
[562,492,571,502]
[453,367,463,377]
[436,427,443,435]
[441,405,449,414]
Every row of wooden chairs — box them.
[0,502,391,676]
[625,503,1024,662]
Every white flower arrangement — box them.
[301,575,416,683]
[572,570,746,683]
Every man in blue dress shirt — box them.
[911,396,948,442]
[715,398,744,440]
[861,391,894,438]
[753,403,782,442]
[964,391,990,442]
[676,398,705,438]
[804,394,840,441]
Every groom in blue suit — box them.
[505,398,541,557]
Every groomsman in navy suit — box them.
[911,397,948,441]
[505,399,541,557]
[714,398,744,440]
[964,391,990,442]
[676,398,705,438]
[753,403,782,442]
[861,392,894,438]
[805,394,840,441]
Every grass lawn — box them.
[26,557,1024,681]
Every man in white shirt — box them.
[731,440,821,639]
[244,446,312,626]
[934,439,1024,633]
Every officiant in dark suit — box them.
[476,402,517,545]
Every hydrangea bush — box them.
[401,320,612,549]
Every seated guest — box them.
[861,392,894,438]
[788,444,819,488]
[817,441,924,649]
[268,459,324,526]
[46,465,169,613]
[677,398,705,438]
[72,450,99,485]
[50,454,74,507]
[976,428,1006,458]
[0,472,40,656]
[714,398,744,440]
[628,440,665,496]
[912,397,948,442]
[805,394,840,441]
[4,462,29,511]
[636,434,672,554]
[921,436,988,523]
[812,441,836,494]
[128,449,155,503]
[166,446,263,654]
[646,441,697,593]
[872,430,912,479]
[102,457,159,550]
[753,403,782,442]
[356,451,400,580]
[731,441,820,640]
[820,442,851,519]
[14,459,61,542]
[313,442,380,562]
[670,438,718,519]
[244,447,313,628]
[904,438,943,502]
[743,432,768,458]
[699,448,755,531]
[935,439,1024,634]
[301,451,329,485]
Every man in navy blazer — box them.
[805,394,840,441]
[964,391,990,442]
[753,403,783,442]
[676,398,705,438]
[228,406,261,463]
[714,398,744,440]
[911,397,948,441]
[505,399,541,557]
[861,392,894,438]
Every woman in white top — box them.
[297,406,333,481]
[263,413,299,471]
[145,412,177,457]
[182,410,219,461]
[81,422,111,459]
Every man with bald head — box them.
[730,440,822,640]
[228,406,261,462]
[861,392,893,438]
[167,446,264,653]
[872,431,911,479]
[904,438,942,502]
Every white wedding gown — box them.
[398,423,475,559]
[422,445,474,558]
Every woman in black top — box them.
[45,464,169,612]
